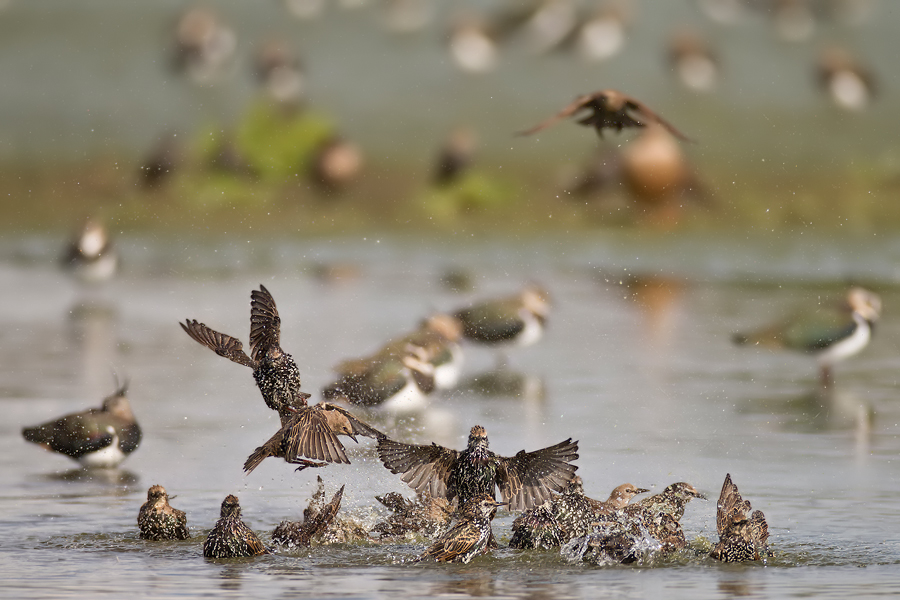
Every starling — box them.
[372,491,453,539]
[60,219,118,284]
[517,89,691,142]
[272,484,345,548]
[378,424,578,511]
[732,286,881,388]
[508,502,561,550]
[710,473,772,562]
[594,483,652,513]
[622,481,705,551]
[452,284,550,347]
[417,494,506,564]
[22,381,141,468]
[243,402,382,473]
[632,482,706,521]
[203,495,268,558]
[138,485,189,541]
[181,284,308,415]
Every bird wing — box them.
[377,437,458,499]
[319,402,385,439]
[783,309,857,352]
[249,284,281,363]
[497,438,579,511]
[284,408,350,464]
[180,319,256,368]
[623,96,693,142]
[422,520,479,562]
[716,473,751,536]
[516,95,593,136]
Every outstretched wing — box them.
[180,319,255,368]
[516,95,593,136]
[377,437,458,499]
[282,408,349,465]
[497,438,579,511]
[250,284,281,363]
[319,402,385,439]
[623,96,692,142]
[716,473,752,536]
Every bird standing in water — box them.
[378,424,578,511]
[138,485,189,541]
[181,285,307,415]
[417,494,506,564]
[203,495,268,558]
[22,381,141,468]
[517,89,691,142]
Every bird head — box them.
[221,494,242,518]
[467,425,489,450]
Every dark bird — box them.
[417,494,506,564]
[203,494,268,558]
[138,485,189,541]
[452,284,550,348]
[517,89,691,142]
[61,219,118,284]
[272,484,345,548]
[22,381,141,468]
[710,473,772,562]
[378,424,578,511]
[372,491,453,539]
[622,481,705,551]
[243,402,382,473]
[181,284,307,415]
[732,286,881,388]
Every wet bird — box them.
[272,484,345,548]
[710,473,772,562]
[508,501,561,550]
[372,491,453,539]
[417,494,506,564]
[22,381,141,468]
[623,481,705,551]
[138,485,189,541]
[452,284,550,348]
[203,495,268,558]
[243,401,382,473]
[593,482,651,513]
[632,482,706,521]
[517,89,691,142]
[378,424,578,511]
[816,45,876,112]
[732,287,881,388]
[181,285,307,415]
[61,219,118,284]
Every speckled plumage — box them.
[272,483,345,548]
[203,495,268,558]
[181,285,308,415]
[710,473,772,562]
[372,492,453,540]
[378,425,578,511]
[509,502,561,550]
[138,485,189,541]
[622,482,705,551]
[418,495,504,564]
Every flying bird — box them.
[517,89,691,142]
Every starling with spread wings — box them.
[378,425,578,512]
[710,473,772,562]
[181,284,308,415]
[517,89,691,141]
[244,402,383,473]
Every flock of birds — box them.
[23,260,881,563]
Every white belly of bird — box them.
[816,313,871,366]
[433,345,463,390]
[515,312,544,347]
[77,433,126,468]
[380,374,429,412]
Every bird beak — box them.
[635,488,650,494]
[493,500,508,507]
[693,491,708,500]
[348,433,359,444]
[167,494,178,500]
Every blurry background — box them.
[0,0,898,234]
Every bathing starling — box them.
[203,495,268,558]
[243,402,382,473]
[22,381,141,468]
[378,424,578,511]
[517,89,691,142]
[417,494,506,564]
[138,485,189,541]
[372,491,453,540]
[710,473,772,562]
[732,286,881,388]
[622,481,705,551]
[181,284,308,415]
[452,284,550,347]
[272,484,345,548]
[508,501,561,550]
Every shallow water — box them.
[3,231,900,599]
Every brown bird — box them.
[243,401,382,473]
[417,494,506,563]
[272,484,345,548]
[203,494,268,558]
[181,285,308,416]
[138,485,189,541]
[593,482,651,513]
[517,89,691,142]
[710,473,772,562]
[378,424,578,511]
